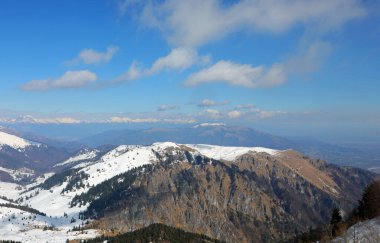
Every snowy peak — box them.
[193,123,226,128]
[186,144,279,161]
[0,131,41,150]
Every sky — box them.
[0,0,380,144]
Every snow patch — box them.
[0,205,98,242]
[186,144,279,161]
[0,181,24,200]
[54,149,99,167]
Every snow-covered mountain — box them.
[0,141,377,242]
[0,130,69,176]
[0,131,41,150]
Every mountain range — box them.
[77,123,378,169]
[0,127,378,242]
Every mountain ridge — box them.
[0,128,378,242]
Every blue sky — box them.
[0,0,379,143]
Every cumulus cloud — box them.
[108,47,210,85]
[157,104,179,111]
[185,41,331,88]
[22,70,97,91]
[198,99,229,107]
[148,47,210,74]
[119,0,366,47]
[185,60,285,88]
[67,46,119,65]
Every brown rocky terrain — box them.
[82,146,378,242]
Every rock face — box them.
[83,146,377,242]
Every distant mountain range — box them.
[77,123,377,168]
[0,129,69,180]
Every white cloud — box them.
[109,116,160,123]
[67,46,119,65]
[0,106,307,125]
[0,113,198,125]
[157,104,179,111]
[148,47,209,74]
[109,116,198,124]
[22,70,97,91]
[25,117,81,124]
[227,110,241,119]
[185,60,283,88]
[1,115,81,124]
[108,47,210,85]
[162,118,197,124]
[120,0,366,47]
[185,41,331,88]
[198,99,229,107]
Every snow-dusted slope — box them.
[0,131,41,150]
[1,142,286,242]
[24,142,181,217]
[187,144,279,161]
[23,142,283,216]
[54,148,99,168]
[0,181,24,200]
[0,166,34,182]
[0,205,98,242]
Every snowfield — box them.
[0,206,98,243]
[0,181,25,200]
[0,131,41,150]
[186,144,280,161]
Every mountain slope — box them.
[0,142,378,242]
[0,130,69,176]
[86,151,375,242]
[32,143,373,242]
[0,131,41,149]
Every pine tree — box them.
[330,207,342,237]
[357,180,380,219]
